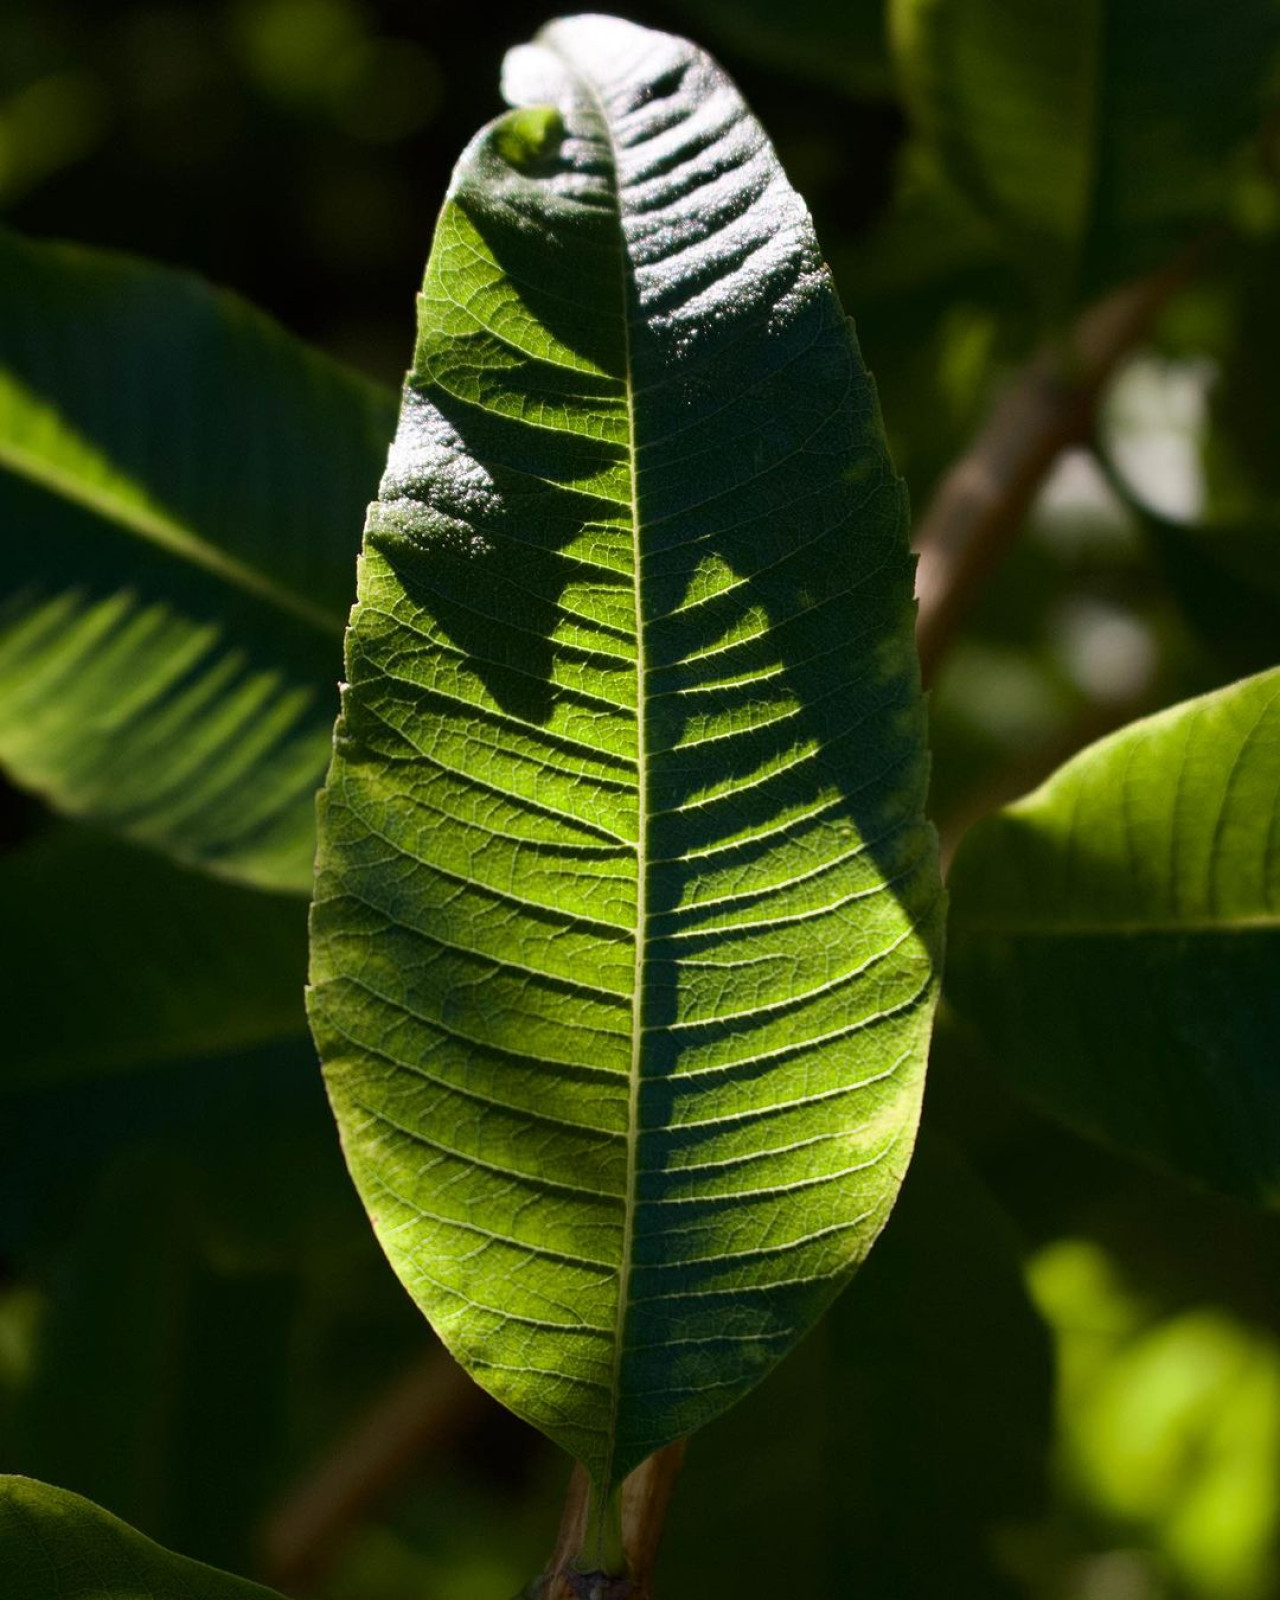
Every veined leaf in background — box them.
[889,0,1280,308]
[0,231,396,891]
[0,1477,285,1599]
[947,668,1280,1205]
[309,15,943,1494]
[0,827,307,1090]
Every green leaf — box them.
[947,667,1280,1204]
[2,1153,291,1569]
[0,827,307,1090]
[889,0,1280,307]
[668,0,895,99]
[308,15,943,1493]
[0,229,396,891]
[0,1040,367,1292]
[0,1476,284,1599]
[0,1048,399,1568]
[661,1136,1052,1598]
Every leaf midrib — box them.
[0,434,346,638]
[560,51,651,1499]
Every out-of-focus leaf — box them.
[661,1137,1053,1597]
[0,229,396,890]
[1204,233,1280,522]
[1097,240,1280,679]
[0,826,307,1089]
[831,156,1032,511]
[1102,482,1280,683]
[669,0,893,98]
[0,1041,421,1570]
[0,1039,366,1274]
[1,1151,295,1568]
[1024,1239,1280,1600]
[889,0,1280,308]
[309,15,943,1495]
[0,1476,285,1599]
[948,668,1280,1203]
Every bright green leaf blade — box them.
[0,230,396,891]
[947,668,1280,1204]
[889,0,1280,307]
[309,14,943,1490]
[0,827,307,1090]
[0,1477,284,1600]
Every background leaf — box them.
[0,1476,284,1599]
[0,825,307,1089]
[309,15,943,1493]
[0,229,395,889]
[667,0,894,99]
[0,1038,427,1574]
[889,0,1280,308]
[947,667,1280,1203]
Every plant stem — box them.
[912,249,1202,683]
[535,1444,687,1600]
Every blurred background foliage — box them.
[3,1,1280,1597]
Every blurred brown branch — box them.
[260,1344,487,1594]
[912,248,1204,683]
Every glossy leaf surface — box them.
[948,668,1280,1203]
[309,16,942,1489]
[0,1477,283,1599]
[0,231,395,891]
[890,0,1280,306]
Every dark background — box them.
[5,5,1280,1599]
[0,0,902,388]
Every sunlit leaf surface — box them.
[309,15,943,1489]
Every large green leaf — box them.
[0,230,396,891]
[889,0,1280,308]
[0,827,307,1090]
[0,1477,284,1599]
[309,15,943,1494]
[947,668,1280,1204]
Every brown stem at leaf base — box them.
[912,247,1203,684]
[533,1444,687,1600]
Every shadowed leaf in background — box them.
[0,1477,286,1599]
[947,667,1280,1204]
[0,230,396,890]
[890,0,1280,310]
[0,827,308,1089]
